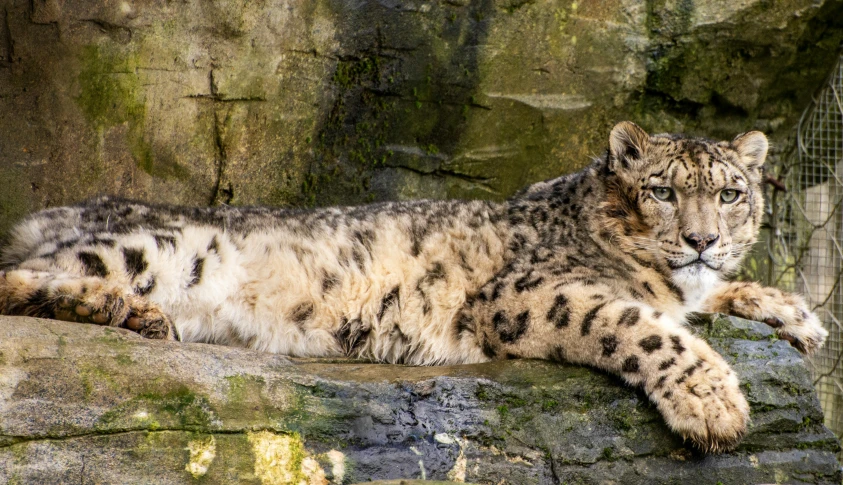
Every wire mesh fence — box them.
[767,50,843,450]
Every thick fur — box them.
[0,122,827,452]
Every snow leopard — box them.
[0,121,827,452]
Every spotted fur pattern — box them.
[0,122,827,452]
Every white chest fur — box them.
[671,264,723,318]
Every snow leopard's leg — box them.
[704,281,827,355]
[460,278,749,453]
[0,269,176,340]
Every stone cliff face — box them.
[0,314,839,484]
[1,0,842,234]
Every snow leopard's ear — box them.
[731,131,768,171]
[609,121,649,171]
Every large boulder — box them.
[0,313,839,484]
[1,0,842,234]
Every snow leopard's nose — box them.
[682,232,719,253]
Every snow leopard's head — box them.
[601,121,767,292]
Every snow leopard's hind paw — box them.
[0,269,178,341]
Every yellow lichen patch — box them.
[446,436,467,483]
[325,450,346,483]
[247,431,328,485]
[301,457,327,485]
[185,435,216,478]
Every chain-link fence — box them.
[767,51,843,448]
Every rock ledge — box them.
[0,314,839,484]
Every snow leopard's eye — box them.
[720,189,739,204]
[652,187,674,202]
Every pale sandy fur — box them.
[1,200,510,364]
[0,122,828,452]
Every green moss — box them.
[97,387,216,431]
[5,474,23,485]
[770,379,804,397]
[94,328,134,353]
[77,363,122,401]
[304,382,338,399]
[698,314,774,343]
[165,390,214,427]
[115,353,134,366]
[497,405,510,419]
[225,374,266,404]
[333,57,380,89]
[76,45,142,129]
[610,407,635,432]
[56,335,67,357]
[75,44,187,180]
[300,53,401,205]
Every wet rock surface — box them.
[1,0,842,234]
[0,313,839,484]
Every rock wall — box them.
[1,0,842,234]
[0,314,839,484]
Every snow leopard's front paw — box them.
[707,282,827,355]
[654,346,749,453]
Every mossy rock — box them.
[0,314,839,484]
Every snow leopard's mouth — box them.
[668,258,722,272]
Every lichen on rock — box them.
[185,435,217,478]
[0,314,838,484]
